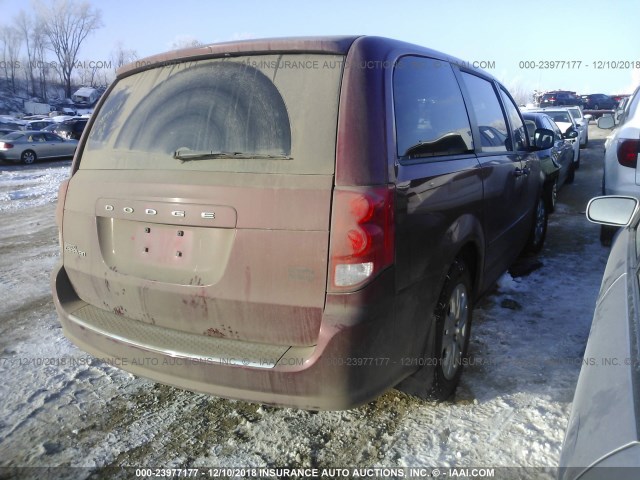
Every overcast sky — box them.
[2,0,639,95]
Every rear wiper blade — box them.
[173,148,292,161]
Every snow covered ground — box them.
[0,128,611,479]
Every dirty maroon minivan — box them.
[52,36,548,410]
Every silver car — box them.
[0,131,78,164]
[559,195,640,480]
[565,106,591,148]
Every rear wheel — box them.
[21,150,37,165]
[545,178,558,213]
[429,259,472,401]
[524,196,548,254]
[565,161,575,184]
[581,130,588,148]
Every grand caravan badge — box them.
[64,243,87,257]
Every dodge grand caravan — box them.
[52,36,550,410]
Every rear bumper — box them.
[51,263,412,410]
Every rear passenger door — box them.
[43,132,65,157]
[457,71,530,282]
[392,56,482,294]
[29,132,52,158]
[499,88,538,217]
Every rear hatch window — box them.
[81,54,344,174]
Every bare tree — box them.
[111,41,138,70]
[0,26,22,92]
[92,68,110,88]
[36,0,102,98]
[505,80,534,106]
[32,20,51,100]
[15,10,36,97]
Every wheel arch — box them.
[438,213,485,299]
[457,242,481,298]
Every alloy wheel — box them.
[441,283,469,380]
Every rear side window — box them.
[626,90,640,123]
[500,89,528,150]
[547,111,572,124]
[44,133,60,141]
[543,117,562,140]
[73,122,86,134]
[460,72,510,153]
[393,56,473,159]
[3,132,24,141]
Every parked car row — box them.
[581,93,618,110]
[539,90,583,107]
[522,111,575,212]
[538,90,623,111]
[520,104,594,213]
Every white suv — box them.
[597,85,640,243]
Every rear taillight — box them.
[617,139,640,168]
[328,186,395,291]
[0,142,13,149]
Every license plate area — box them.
[136,224,195,266]
[97,217,235,285]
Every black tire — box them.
[21,150,37,165]
[524,196,548,254]
[429,258,473,401]
[574,148,580,170]
[581,132,588,148]
[600,225,617,247]
[545,177,558,213]
[565,161,575,184]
